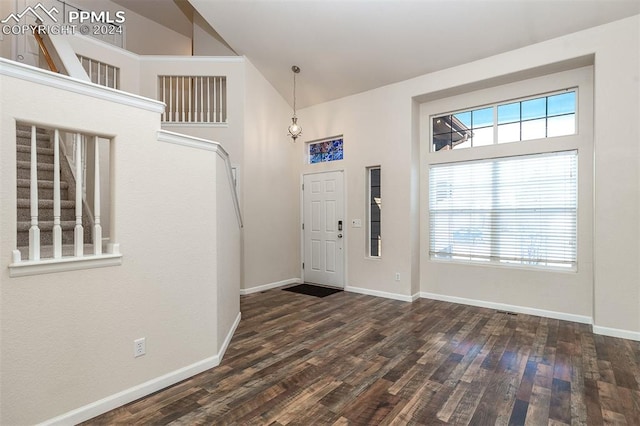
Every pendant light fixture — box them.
[287,65,302,141]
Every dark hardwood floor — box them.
[84,288,640,425]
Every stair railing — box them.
[15,124,107,262]
[32,27,59,73]
[159,76,227,124]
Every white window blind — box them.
[429,150,577,269]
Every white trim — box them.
[157,130,243,228]
[72,35,245,64]
[40,310,242,426]
[140,56,244,63]
[9,254,122,277]
[0,58,165,113]
[157,129,223,153]
[420,292,593,324]
[162,123,229,128]
[593,325,640,342]
[345,285,415,302]
[219,312,242,358]
[240,278,302,295]
[75,34,139,59]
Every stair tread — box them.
[16,160,55,170]
[16,129,50,140]
[17,220,77,231]
[16,145,55,155]
[16,179,69,189]
[16,199,75,208]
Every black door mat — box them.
[282,284,343,298]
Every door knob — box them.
[338,234,343,238]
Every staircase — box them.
[16,125,92,259]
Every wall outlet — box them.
[395,272,400,281]
[134,337,146,358]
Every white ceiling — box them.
[141,0,640,109]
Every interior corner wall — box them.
[242,60,301,290]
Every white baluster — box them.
[106,139,119,256]
[161,76,166,121]
[200,77,204,122]
[169,76,173,122]
[74,133,84,256]
[52,129,62,258]
[188,77,192,122]
[207,76,211,123]
[214,77,218,123]
[221,78,225,122]
[181,76,185,122]
[93,136,102,255]
[194,76,198,122]
[29,125,40,260]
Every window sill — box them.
[428,257,577,273]
[9,253,123,277]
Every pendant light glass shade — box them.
[288,65,302,141]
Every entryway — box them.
[302,171,345,288]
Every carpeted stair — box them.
[16,125,92,256]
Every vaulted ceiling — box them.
[121,0,640,109]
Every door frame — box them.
[300,170,347,288]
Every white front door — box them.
[303,171,345,288]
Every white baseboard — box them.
[219,312,241,359]
[419,292,593,325]
[593,325,640,341]
[345,285,415,302]
[240,278,302,295]
[42,311,243,426]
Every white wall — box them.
[216,155,241,348]
[67,0,192,55]
[0,65,239,424]
[299,16,640,335]
[139,57,245,162]
[299,85,415,298]
[242,59,301,290]
[420,66,594,321]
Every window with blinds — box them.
[429,150,577,269]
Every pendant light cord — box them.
[292,70,297,118]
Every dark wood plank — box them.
[81,289,640,425]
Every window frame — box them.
[307,136,344,164]
[428,150,578,270]
[430,88,578,152]
[367,166,381,258]
[421,65,593,274]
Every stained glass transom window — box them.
[309,138,344,164]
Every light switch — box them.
[352,219,362,228]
